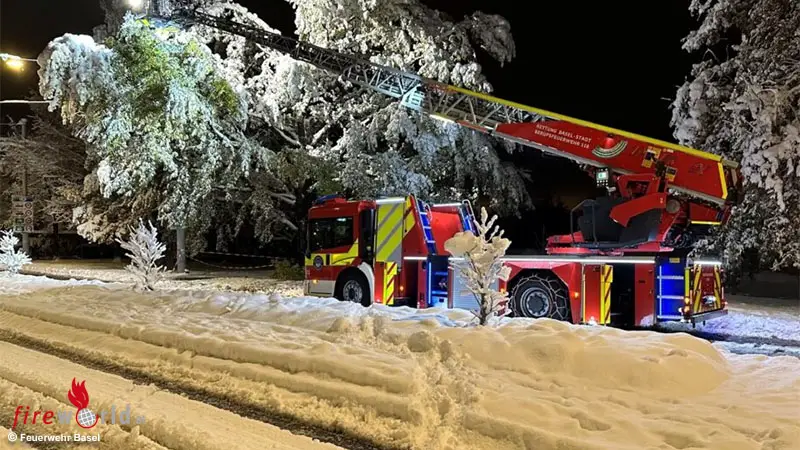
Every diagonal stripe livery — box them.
[599,265,613,325]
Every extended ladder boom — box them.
[165,6,740,208]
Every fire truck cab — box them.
[304,194,477,308]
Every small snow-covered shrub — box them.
[0,230,32,275]
[273,260,304,280]
[445,207,511,326]
[116,220,166,291]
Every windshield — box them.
[307,217,354,252]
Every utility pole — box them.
[20,118,30,255]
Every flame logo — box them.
[67,378,90,409]
[68,378,98,428]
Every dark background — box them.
[0,0,698,253]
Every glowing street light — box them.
[0,53,37,71]
[127,0,146,11]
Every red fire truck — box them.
[147,6,741,327]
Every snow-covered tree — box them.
[0,115,87,231]
[38,15,271,246]
[116,219,166,290]
[671,0,800,273]
[445,207,511,325]
[98,0,531,249]
[0,230,32,275]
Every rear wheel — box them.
[334,271,371,307]
[510,272,571,321]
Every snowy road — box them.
[0,333,382,450]
[0,275,798,450]
[658,294,800,357]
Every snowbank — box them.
[0,274,108,295]
[0,284,798,449]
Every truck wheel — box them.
[335,272,371,307]
[510,273,571,321]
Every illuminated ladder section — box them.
[170,9,542,128]
[417,199,438,254]
[459,201,476,234]
[162,6,739,207]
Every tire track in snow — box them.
[0,379,166,450]
[0,330,399,450]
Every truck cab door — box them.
[305,216,357,297]
[359,208,376,265]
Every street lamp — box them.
[0,53,37,71]
[127,0,146,11]
[0,53,44,104]
[0,52,40,254]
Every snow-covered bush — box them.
[116,220,166,291]
[444,207,511,326]
[0,230,32,275]
[672,0,800,271]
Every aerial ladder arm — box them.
[156,5,740,213]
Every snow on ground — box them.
[0,343,342,450]
[660,294,800,342]
[0,273,111,295]
[0,276,798,450]
[22,259,303,296]
[715,341,800,358]
[0,426,32,449]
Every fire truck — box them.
[145,3,742,327]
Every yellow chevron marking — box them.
[376,205,404,262]
[692,267,702,313]
[684,267,690,301]
[599,265,613,325]
[403,198,416,236]
[384,262,397,306]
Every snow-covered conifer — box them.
[672,0,800,273]
[445,207,511,325]
[0,230,32,275]
[116,220,166,290]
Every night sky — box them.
[0,0,698,248]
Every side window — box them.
[308,217,354,252]
[308,220,331,253]
[330,217,354,248]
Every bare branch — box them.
[275,127,301,147]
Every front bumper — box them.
[688,308,728,325]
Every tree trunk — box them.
[176,227,187,273]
